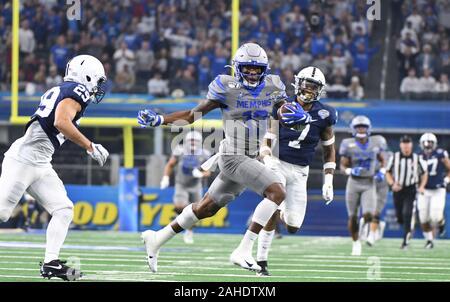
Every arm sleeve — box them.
[327,107,338,127]
[338,140,348,157]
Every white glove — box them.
[262,155,280,170]
[444,176,450,186]
[160,175,170,189]
[322,174,334,205]
[192,168,204,178]
[87,143,109,166]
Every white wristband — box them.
[323,162,336,170]
[260,145,272,155]
[345,168,352,175]
[264,132,277,140]
[379,167,386,174]
[159,115,165,125]
[321,136,335,146]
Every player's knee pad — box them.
[283,211,304,230]
[0,208,12,222]
[210,191,236,208]
[52,207,73,225]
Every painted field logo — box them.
[66,0,81,21]
[367,0,381,21]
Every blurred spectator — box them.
[281,47,301,71]
[171,69,198,96]
[147,72,169,97]
[434,73,449,99]
[135,41,154,80]
[416,68,436,99]
[50,35,70,75]
[113,42,135,74]
[326,76,348,99]
[406,7,424,34]
[331,47,350,77]
[115,64,135,92]
[416,44,437,75]
[45,65,62,89]
[310,31,330,57]
[198,56,212,95]
[400,69,420,99]
[348,76,364,100]
[19,19,35,57]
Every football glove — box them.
[345,167,365,177]
[137,109,164,127]
[87,143,109,166]
[322,174,334,205]
[160,175,169,189]
[374,168,386,182]
[281,103,312,126]
[192,168,204,178]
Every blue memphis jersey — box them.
[277,96,338,166]
[26,81,91,149]
[421,148,449,189]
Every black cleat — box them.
[438,220,446,238]
[425,240,434,249]
[400,242,409,250]
[39,259,83,281]
[256,261,270,276]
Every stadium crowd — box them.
[394,0,450,100]
[0,0,379,100]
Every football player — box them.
[339,115,387,255]
[138,43,309,273]
[0,55,109,280]
[418,133,450,248]
[160,130,211,244]
[252,66,337,276]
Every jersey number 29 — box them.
[288,124,310,149]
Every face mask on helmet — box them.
[90,76,107,104]
[422,140,435,151]
[352,125,370,139]
[236,63,268,88]
[298,78,323,103]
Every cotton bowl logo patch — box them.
[318,109,330,120]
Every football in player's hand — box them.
[277,103,307,131]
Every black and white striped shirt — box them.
[386,152,427,187]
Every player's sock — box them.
[257,230,275,262]
[238,230,258,251]
[44,208,73,263]
[423,231,433,242]
[153,204,198,247]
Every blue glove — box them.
[281,102,312,126]
[137,109,164,127]
[351,167,364,177]
[374,169,386,182]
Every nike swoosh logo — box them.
[309,119,318,122]
[46,265,62,269]
[245,261,253,267]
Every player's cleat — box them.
[400,242,409,250]
[438,220,446,238]
[183,230,194,244]
[351,240,362,256]
[256,261,270,276]
[229,248,261,272]
[425,240,434,249]
[39,259,82,281]
[142,230,160,273]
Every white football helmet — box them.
[293,66,326,103]
[232,43,269,88]
[64,54,107,103]
[184,130,203,154]
[350,115,371,139]
[420,132,437,151]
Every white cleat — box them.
[183,230,194,245]
[229,248,261,272]
[351,240,362,256]
[141,230,160,273]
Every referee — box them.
[386,135,428,249]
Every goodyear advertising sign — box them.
[66,185,450,238]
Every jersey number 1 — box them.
[288,124,310,149]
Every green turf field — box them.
[0,230,449,282]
